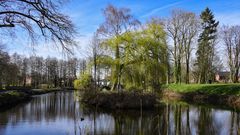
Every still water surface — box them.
[0,91,239,135]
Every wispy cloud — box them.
[141,1,184,18]
[215,12,240,26]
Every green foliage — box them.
[99,19,168,91]
[121,20,168,91]
[97,5,140,91]
[125,83,143,91]
[165,83,240,96]
[74,73,93,90]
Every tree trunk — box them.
[94,53,97,90]
[174,60,178,83]
[177,57,181,84]
[111,43,120,91]
[0,81,2,89]
[23,75,26,87]
[186,56,190,84]
[234,68,239,83]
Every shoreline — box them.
[162,90,240,110]
[81,84,240,110]
[0,89,73,109]
[2,86,240,111]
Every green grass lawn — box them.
[165,83,240,96]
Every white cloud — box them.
[141,1,184,18]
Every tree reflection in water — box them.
[0,91,239,135]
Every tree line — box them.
[75,5,240,92]
[1,0,79,89]
[0,48,88,89]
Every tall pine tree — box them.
[196,8,219,83]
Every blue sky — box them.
[5,0,240,58]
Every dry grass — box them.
[82,91,158,109]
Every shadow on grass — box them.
[166,84,240,96]
[196,84,240,95]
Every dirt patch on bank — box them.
[82,91,158,109]
[163,90,240,109]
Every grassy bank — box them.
[163,83,240,109]
[0,88,69,108]
[0,91,30,107]
[165,83,240,95]
[22,88,64,95]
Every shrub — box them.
[74,73,93,90]
[39,84,49,89]
[125,84,143,92]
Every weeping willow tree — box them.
[97,4,140,91]
[121,19,169,92]
[99,18,169,92]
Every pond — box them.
[0,91,239,135]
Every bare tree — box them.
[182,12,199,84]
[0,0,76,52]
[0,49,10,88]
[167,9,199,83]
[89,33,102,90]
[222,25,240,83]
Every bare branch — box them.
[0,0,77,54]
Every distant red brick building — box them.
[26,75,32,85]
[215,72,229,82]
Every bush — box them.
[125,84,143,92]
[39,84,49,89]
[74,73,93,90]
